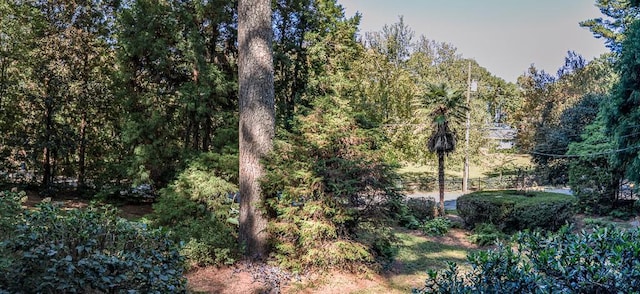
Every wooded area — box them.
[3,0,640,292]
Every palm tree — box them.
[418,83,467,216]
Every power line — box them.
[529,145,640,158]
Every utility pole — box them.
[463,61,471,193]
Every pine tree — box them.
[238,0,275,259]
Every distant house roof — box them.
[486,123,517,141]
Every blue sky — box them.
[339,0,610,83]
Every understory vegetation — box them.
[147,152,241,267]
[0,191,187,293]
[416,226,640,293]
[261,97,405,272]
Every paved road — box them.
[407,187,573,210]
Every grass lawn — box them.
[399,153,532,179]
[383,228,476,293]
[282,226,477,294]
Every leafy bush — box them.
[457,190,576,233]
[421,218,451,236]
[396,204,421,230]
[468,223,504,246]
[151,194,239,267]
[0,190,24,238]
[567,116,626,215]
[568,157,622,215]
[0,190,25,272]
[0,195,186,293]
[395,197,436,230]
[415,226,640,293]
[407,197,436,221]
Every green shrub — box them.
[394,197,436,230]
[415,226,640,293]
[0,190,24,238]
[0,191,25,274]
[397,209,421,230]
[567,126,624,216]
[457,190,576,233]
[0,198,186,293]
[148,152,241,267]
[150,193,239,267]
[421,218,451,236]
[406,197,436,221]
[469,223,504,246]
[261,97,403,272]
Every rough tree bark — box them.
[437,151,445,216]
[238,0,275,259]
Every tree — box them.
[238,0,275,259]
[364,16,414,67]
[419,83,467,215]
[0,0,36,175]
[117,0,237,187]
[272,0,312,130]
[568,115,624,214]
[605,19,640,186]
[580,0,640,52]
[524,53,616,184]
[260,1,402,270]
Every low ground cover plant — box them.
[421,218,451,236]
[0,191,187,293]
[415,226,640,293]
[468,222,505,246]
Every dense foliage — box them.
[568,115,626,215]
[415,226,640,293]
[395,197,437,230]
[420,218,452,237]
[520,54,616,185]
[605,20,640,187]
[147,152,240,266]
[0,191,187,293]
[3,0,638,283]
[261,97,403,272]
[457,190,576,233]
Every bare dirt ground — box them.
[186,264,402,294]
[186,226,479,294]
[22,191,154,219]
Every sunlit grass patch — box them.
[387,229,473,292]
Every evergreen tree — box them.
[605,19,640,185]
[116,0,237,186]
[580,0,640,52]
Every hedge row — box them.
[456,190,576,233]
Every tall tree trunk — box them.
[202,115,211,151]
[438,151,445,216]
[43,91,53,190]
[78,111,87,187]
[238,0,275,259]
